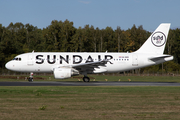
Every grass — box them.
[0,86,180,120]
[0,74,180,82]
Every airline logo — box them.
[35,55,113,64]
[151,32,166,47]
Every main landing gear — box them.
[83,76,90,82]
[28,72,33,82]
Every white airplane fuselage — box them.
[5,52,173,73]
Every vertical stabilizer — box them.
[134,23,171,54]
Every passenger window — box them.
[19,58,21,61]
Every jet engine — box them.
[53,68,79,79]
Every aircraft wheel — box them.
[83,76,90,82]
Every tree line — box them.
[0,19,180,74]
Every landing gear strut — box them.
[83,76,90,82]
[28,72,33,82]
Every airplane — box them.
[5,23,173,82]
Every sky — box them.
[0,0,180,31]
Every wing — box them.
[71,59,109,74]
[51,59,110,74]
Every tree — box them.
[71,27,82,52]
[103,26,114,52]
[115,26,122,52]
[170,28,180,64]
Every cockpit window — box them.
[13,57,22,61]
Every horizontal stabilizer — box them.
[149,55,173,63]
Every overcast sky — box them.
[1,0,180,31]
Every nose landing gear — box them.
[28,72,33,82]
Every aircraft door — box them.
[132,54,138,66]
[27,55,34,65]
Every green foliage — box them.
[174,96,179,100]
[36,92,42,96]
[1,20,180,73]
[39,105,47,110]
[60,106,64,109]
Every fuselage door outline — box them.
[132,54,138,66]
[27,54,34,66]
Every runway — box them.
[0,81,180,86]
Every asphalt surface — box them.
[0,81,180,86]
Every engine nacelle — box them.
[53,68,79,79]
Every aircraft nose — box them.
[5,61,13,70]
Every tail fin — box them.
[134,23,171,54]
